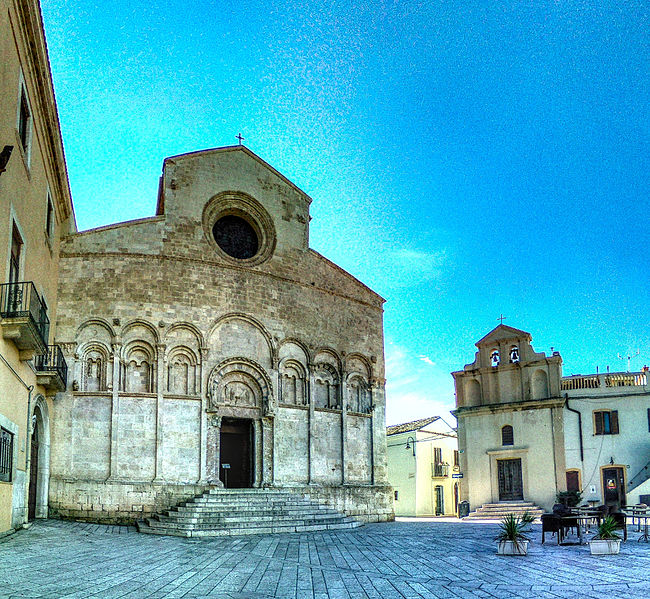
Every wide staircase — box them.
[463,501,544,521]
[136,488,363,537]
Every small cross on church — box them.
[497,314,507,324]
[236,133,245,146]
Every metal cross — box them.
[497,314,507,325]
[236,133,245,145]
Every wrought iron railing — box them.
[35,344,68,388]
[0,281,49,347]
[433,463,449,477]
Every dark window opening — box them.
[18,90,31,152]
[46,195,54,238]
[501,425,514,446]
[394,490,399,501]
[595,410,619,435]
[212,215,259,259]
[0,428,13,482]
[9,224,22,283]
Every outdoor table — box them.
[635,514,650,542]
[627,506,648,532]
[558,514,590,545]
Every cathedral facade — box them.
[48,146,393,523]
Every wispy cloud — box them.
[382,248,448,289]
[384,341,456,426]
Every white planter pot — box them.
[589,539,621,555]
[497,540,529,555]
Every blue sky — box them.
[41,1,649,424]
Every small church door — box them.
[28,419,39,520]
[497,458,523,501]
[602,467,626,510]
[220,418,253,488]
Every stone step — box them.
[137,488,362,537]
[137,519,362,537]
[463,501,544,521]
[156,511,346,525]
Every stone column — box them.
[261,417,274,487]
[153,343,166,482]
[308,366,316,485]
[198,347,209,483]
[253,419,263,487]
[107,342,121,481]
[205,414,222,485]
[340,372,347,485]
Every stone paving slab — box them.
[1,519,650,598]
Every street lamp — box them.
[405,436,416,457]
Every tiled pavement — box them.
[1,519,649,598]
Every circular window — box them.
[212,215,259,259]
[202,191,276,266]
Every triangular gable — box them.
[386,416,439,436]
[162,145,312,204]
[475,324,532,348]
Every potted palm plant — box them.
[495,512,534,555]
[589,516,621,555]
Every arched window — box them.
[501,425,514,446]
[509,346,520,363]
[490,349,500,367]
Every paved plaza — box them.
[1,519,649,599]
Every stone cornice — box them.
[454,396,565,417]
[14,0,73,223]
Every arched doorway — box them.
[28,417,39,520]
[28,398,50,520]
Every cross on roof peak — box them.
[497,314,507,325]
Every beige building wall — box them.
[387,419,458,517]
[453,325,566,512]
[563,373,650,506]
[0,0,73,533]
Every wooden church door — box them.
[498,458,523,501]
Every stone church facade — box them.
[48,146,393,524]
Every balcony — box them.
[562,371,648,393]
[0,281,49,359]
[432,463,449,478]
[35,345,68,392]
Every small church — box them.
[453,324,650,517]
[47,146,393,525]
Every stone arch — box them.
[345,373,371,413]
[208,313,275,368]
[75,318,116,343]
[166,346,198,395]
[531,369,549,400]
[345,353,372,379]
[78,342,111,391]
[313,347,342,372]
[121,341,155,393]
[29,396,50,519]
[278,338,310,365]
[207,357,275,415]
[279,358,307,406]
[121,319,159,345]
[164,322,205,350]
[465,379,482,407]
[313,362,340,409]
[490,348,500,367]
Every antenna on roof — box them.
[617,350,640,373]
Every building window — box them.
[501,425,514,446]
[9,224,22,283]
[17,85,31,157]
[0,428,13,482]
[45,193,54,240]
[453,450,459,468]
[647,408,650,433]
[594,410,619,435]
[394,490,399,501]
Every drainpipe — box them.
[564,393,584,463]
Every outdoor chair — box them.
[609,510,628,541]
[552,504,578,538]
[541,513,564,544]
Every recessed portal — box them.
[220,418,253,488]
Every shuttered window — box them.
[594,410,619,435]
[0,428,13,482]
[501,425,514,446]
